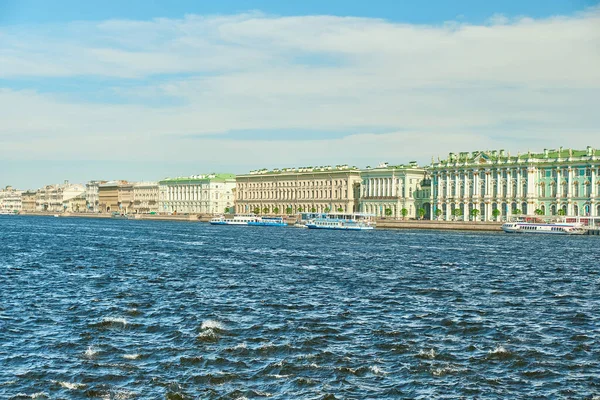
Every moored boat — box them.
[305,213,375,231]
[501,222,585,235]
[210,214,259,225]
[248,216,287,227]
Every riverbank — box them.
[375,219,503,232]
[17,212,203,222]
[14,212,503,232]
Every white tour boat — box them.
[501,221,585,235]
[305,213,375,231]
[210,214,259,225]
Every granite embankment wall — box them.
[19,212,201,222]
[18,213,503,232]
[375,219,503,232]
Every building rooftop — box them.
[363,161,422,170]
[433,146,597,167]
[159,173,235,183]
[240,165,361,176]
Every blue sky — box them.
[0,1,599,189]
[1,0,596,25]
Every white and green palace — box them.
[430,147,600,221]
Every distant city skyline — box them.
[1,0,599,189]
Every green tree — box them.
[470,208,480,220]
[273,207,280,214]
[297,207,304,212]
[435,209,443,219]
[452,208,463,220]
[401,208,408,220]
[253,207,260,214]
[492,208,501,221]
[286,207,293,214]
[324,207,331,213]
[337,207,343,212]
[512,208,522,215]
[385,208,392,217]
[534,208,544,216]
[418,208,426,220]
[263,207,269,214]
[311,207,317,213]
[225,207,230,213]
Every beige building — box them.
[86,180,107,212]
[0,186,23,213]
[235,165,362,214]
[36,181,85,212]
[64,193,87,213]
[21,191,37,213]
[98,181,134,213]
[159,174,235,215]
[359,162,428,219]
[133,182,159,214]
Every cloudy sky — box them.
[1,0,599,189]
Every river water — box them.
[0,216,599,399]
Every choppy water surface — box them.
[0,216,599,399]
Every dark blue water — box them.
[1,216,599,399]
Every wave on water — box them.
[369,365,387,375]
[201,320,223,330]
[84,346,97,358]
[90,317,130,330]
[197,320,225,342]
[416,348,437,359]
[13,393,49,399]
[54,381,86,390]
[431,366,461,377]
[486,345,514,360]
[2,217,599,399]
[103,317,127,325]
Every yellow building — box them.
[21,191,37,213]
[235,165,362,214]
[98,181,134,213]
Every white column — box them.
[527,167,536,214]
[567,168,574,215]
[454,172,459,199]
[556,169,562,198]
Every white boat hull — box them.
[502,222,586,235]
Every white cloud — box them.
[0,8,599,186]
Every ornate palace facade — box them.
[158,174,235,215]
[133,182,159,214]
[359,162,430,219]
[235,165,361,215]
[430,147,600,221]
[35,181,85,212]
[0,186,23,213]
